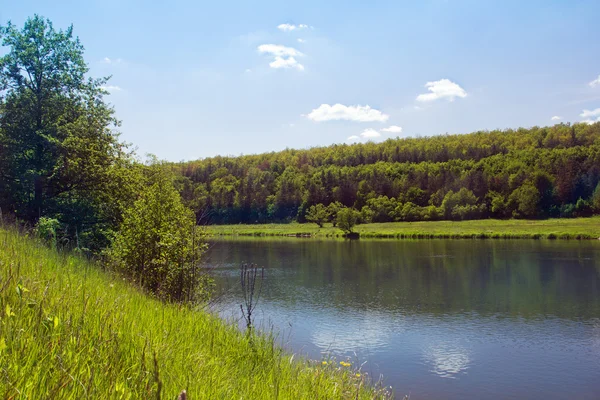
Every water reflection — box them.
[206,238,600,400]
[311,310,395,354]
[423,342,471,378]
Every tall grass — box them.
[0,227,389,399]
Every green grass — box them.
[205,217,600,240]
[0,227,389,399]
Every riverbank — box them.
[205,217,600,240]
[0,228,387,399]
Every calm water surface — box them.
[204,239,600,400]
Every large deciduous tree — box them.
[0,15,131,249]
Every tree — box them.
[592,183,600,212]
[305,204,330,227]
[336,207,360,234]
[0,15,127,249]
[441,188,479,220]
[326,201,343,226]
[509,183,540,218]
[109,162,210,303]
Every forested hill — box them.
[172,123,600,224]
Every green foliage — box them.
[171,122,600,224]
[35,217,61,247]
[109,163,210,303]
[0,228,385,399]
[337,208,360,234]
[399,202,423,221]
[451,204,486,220]
[305,204,330,227]
[0,15,132,251]
[365,196,397,222]
[509,183,541,218]
[326,201,343,226]
[592,184,600,212]
[441,188,479,220]
[487,191,508,218]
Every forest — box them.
[172,122,600,225]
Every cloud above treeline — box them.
[416,79,467,102]
[306,104,389,122]
[551,116,561,121]
[581,108,600,124]
[589,75,600,88]
[381,125,402,133]
[346,125,404,143]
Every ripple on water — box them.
[422,341,471,379]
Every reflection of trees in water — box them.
[207,239,600,320]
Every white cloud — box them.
[258,44,305,71]
[381,125,403,133]
[277,23,308,32]
[258,44,303,57]
[551,116,561,121]
[100,85,122,92]
[297,38,306,43]
[306,104,389,122]
[360,129,381,139]
[346,135,361,143]
[582,118,600,125]
[580,108,600,118]
[416,79,467,102]
[580,108,600,124]
[102,57,122,64]
[269,56,304,70]
[245,68,252,73]
[589,75,600,88]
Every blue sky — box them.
[2,0,600,161]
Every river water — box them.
[205,238,600,399]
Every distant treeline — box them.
[172,123,600,224]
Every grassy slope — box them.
[205,217,600,239]
[0,228,386,399]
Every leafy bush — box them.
[336,207,360,234]
[35,217,61,247]
[109,164,211,303]
[305,204,330,227]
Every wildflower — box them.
[322,361,328,365]
[356,373,361,378]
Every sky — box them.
[2,0,600,161]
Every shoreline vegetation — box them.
[204,217,600,240]
[0,16,390,399]
[0,227,390,399]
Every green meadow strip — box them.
[203,217,600,240]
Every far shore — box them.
[204,217,600,240]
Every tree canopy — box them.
[0,15,133,250]
[172,122,600,224]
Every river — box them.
[205,238,600,399]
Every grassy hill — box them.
[0,227,388,399]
